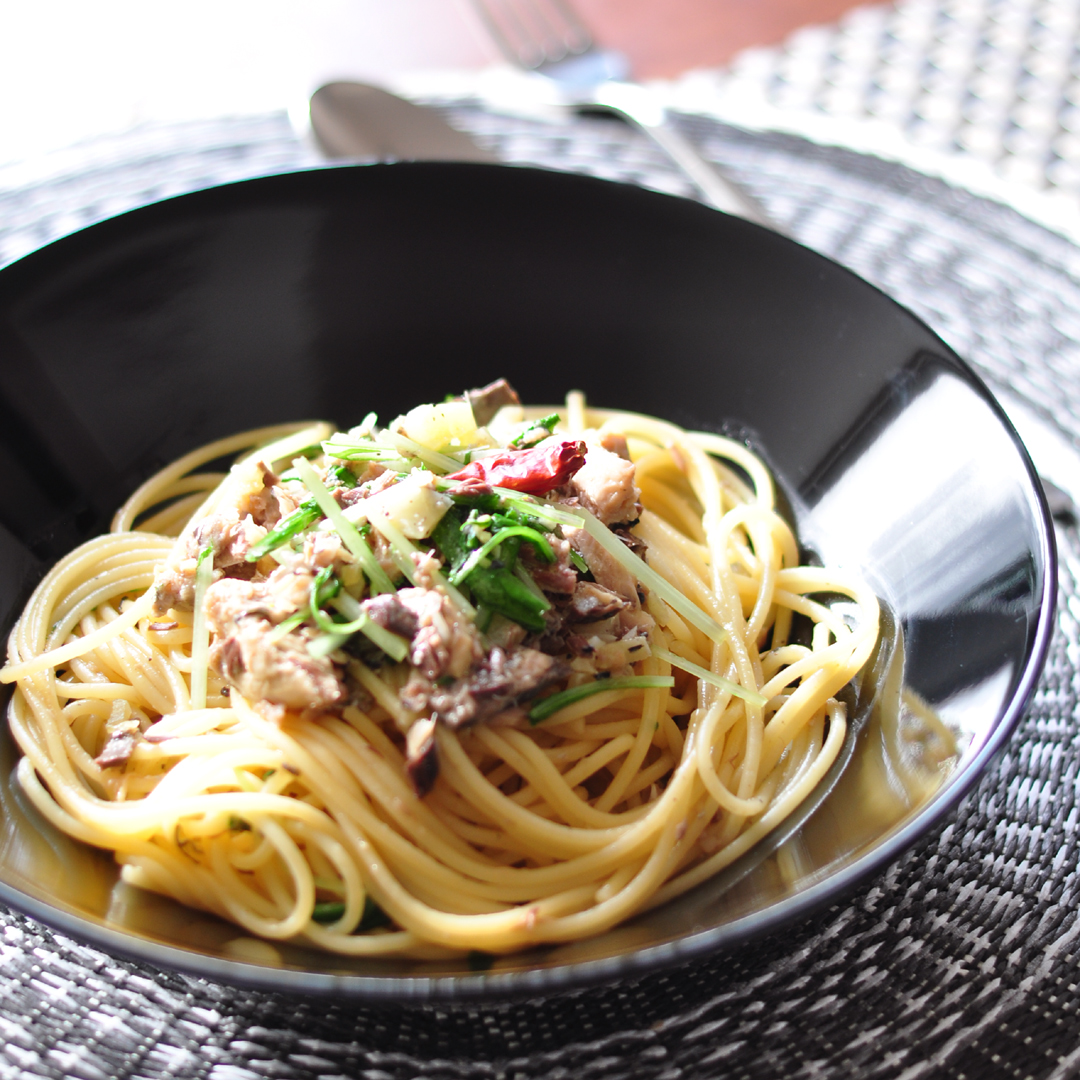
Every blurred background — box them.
[2,0,1080,239]
[1,0,866,163]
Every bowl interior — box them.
[0,163,1054,998]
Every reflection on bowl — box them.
[0,163,1055,999]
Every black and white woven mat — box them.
[2,103,1080,1079]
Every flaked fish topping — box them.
[150,380,663,793]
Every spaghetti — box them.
[2,385,879,956]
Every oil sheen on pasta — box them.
[2,382,879,956]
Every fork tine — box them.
[472,0,593,70]
[475,0,546,68]
[541,0,593,53]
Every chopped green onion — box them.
[305,588,409,663]
[266,609,307,644]
[246,499,321,561]
[569,549,590,574]
[352,412,378,436]
[321,434,412,468]
[311,900,345,924]
[529,675,675,724]
[474,602,495,633]
[189,545,215,710]
[492,511,551,533]
[308,566,343,631]
[450,526,554,586]
[431,509,544,630]
[445,489,501,512]
[510,412,561,448]
[513,563,550,605]
[311,895,392,931]
[329,464,358,488]
[364,505,476,618]
[494,491,728,647]
[292,457,396,595]
[652,646,767,708]
[331,593,410,661]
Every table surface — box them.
[5,2,1080,1078]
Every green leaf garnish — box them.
[189,544,215,710]
[311,896,393,932]
[450,525,554,586]
[528,675,675,724]
[329,463,358,488]
[293,457,396,595]
[306,585,410,663]
[245,500,321,562]
[651,646,767,707]
[510,412,561,448]
[432,508,548,631]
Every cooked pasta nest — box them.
[2,393,879,956]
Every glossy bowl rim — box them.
[0,161,1058,1002]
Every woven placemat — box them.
[2,104,1079,1079]
[700,0,1080,198]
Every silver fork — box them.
[471,0,777,229]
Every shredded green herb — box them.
[450,525,554,586]
[307,567,346,633]
[189,544,215,710]
[292,457,396,595]
[529,675,675,724]
[652,646,767,707]
[380,430,464,474]
[311,900,345,923]
[568,549,590,574]
[311,896,393,932]
[329,463,358,488]
[432,508,549,631]
[245,500,321,562]
[492,510,551,533]
[446,489,501,513]
[510,412,561,448]
[492,490,727,646]
[304,578,410,663]
[320,434,412,467]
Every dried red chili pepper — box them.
[444,440,587,496]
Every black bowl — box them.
[0,163,1055,1000]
